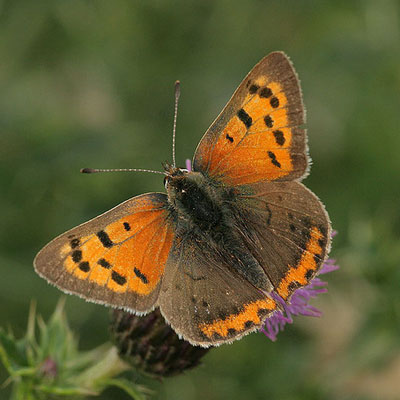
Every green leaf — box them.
[0,329,27,374]
[37,383,98,396]
[12,366,37,377]
[102,378,151,400]
[25,301,39,366]
[74,346,129,387]
[10,382,38,400]
[64,343,110,372]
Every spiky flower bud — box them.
[111,309,210,378]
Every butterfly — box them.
[34,52,331,347]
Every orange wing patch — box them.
[199,298,276,339]
[277,226,324,300]
[202,81,298,185]
[194,52,307,186]
[61,207,174,296]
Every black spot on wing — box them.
[257,308,270,318]
[134,267,149,284]
[111,270,126,285]
[260,87,272,98]
[249,84,259,94]
[270,97,279,108]
[237,108,252,128]
[264,115,274,128]
[226,133,234,143]
[98,258,112,269]
[267,151,281,168]
[123,222,131,231]
[96,230,114,248]
[70,238,80,249]
[314,254,322,265]
[72,250,82,263]
[305,269,314,280]
[273,130,285,146]
[244,320,254,329]
[78,261,90,272]
[288,281,301,291]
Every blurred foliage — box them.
[0,300,146,399]
[1,0,399,399]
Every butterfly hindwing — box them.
[231,181,331,301]
[193,52,307,186]
[34,193,174,313]
[158,179,330,346]
[159,232,278,347]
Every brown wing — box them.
[232,181,331,301]
[193,52,307,186]
[158,233,277,347]
[34,193,174,313]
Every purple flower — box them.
[260,257,339,341]
[186,158,192,172]
[39,357,58,379]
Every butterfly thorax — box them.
[165,168,228,234]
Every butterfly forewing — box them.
[193,52,307,185]
[34,193,174,313]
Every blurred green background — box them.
[1,0,400,399]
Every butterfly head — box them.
[162,161,209,212]
[163,161,189,190]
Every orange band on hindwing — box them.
[199,298,276,339]
[277,226,325,300]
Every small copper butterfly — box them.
[34,52,331,347]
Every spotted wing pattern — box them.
[34,193,174,313]
[193,52,307,186]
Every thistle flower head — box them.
[110,309,210,378]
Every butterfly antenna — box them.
[82,82,181,176]
[172,80,180,168]
[81,168,166,175]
